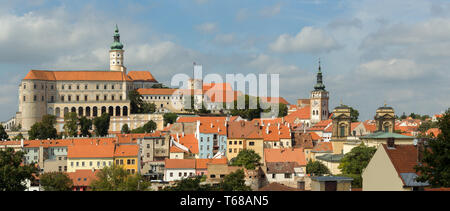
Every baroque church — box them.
[13,25,160,132]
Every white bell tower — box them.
[110,24,126,73]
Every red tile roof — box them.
[260,97,290,105]
[261,124,291,141]
[311,142,333,153]
[68,144,115,158]
[137,88,178,95]
[67,170,99,187]
[284,105,310,123]
[114,145,138,157]
[23,70,132,81]
[127,71,157,82]
[310,132,321,141]
[264,148,307,166]
[171,134,199,154]
[195,158,228,169]
[382,144,420,186]
[165,159,196,169]
[425,128,441,137]
[170,145,186,153]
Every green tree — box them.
[0,148,38,191]
[28,115,58,140]
[230,149,261,170]
[400,112,407,120]
[306,160,331,176]
[163,113,178,126]
[131,120,157,133]
[63,112,78,137]
[129,89,144,114]
[338,143,377,188]
[230,95,264,121]
[141,102,157,114]
[121,124,130,134]
[90,165,149,191]
[219,169,252,191]
[13,133,24,140]
[40,171,73,191]
[93,113,110,137]
[79,116,92,137]
[0,124,9,140]
[415,108,450,187]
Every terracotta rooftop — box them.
[137,88,178,95]
[114,144,138,157]
[127,71,157,82]
[23,70,132,81]
[195,158,228,169]
[165,159,196,169]
[68,143,115,158]
[171,134,199,154]
[264,148,307,166]
[67,170,100,187]
[284,105,311,123]
[266,162,300,174]
[311,141,333,153]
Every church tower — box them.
[310,60,329,124]
[375,104,395,133]
[110,25,126,73]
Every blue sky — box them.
[0,0,449,121]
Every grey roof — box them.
[315,153,344,163]
[400,173,430,187]
[311,176,354,182]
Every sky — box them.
[0,0,449,121]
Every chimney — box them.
[387,138,395,148]
[417,139,425,162]
[211,123,213,128]
[96,139,100,146]
[182,132,185,137]
[20,139,24,148]
[266,126,269,134]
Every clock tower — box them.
[310,60,329,124]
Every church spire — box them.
[314,59,325,91]
[111,24,124,50]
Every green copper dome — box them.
[110,24,123,50]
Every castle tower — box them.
[110,25,126,73]
[330,104,352,154]
[310,60,329,124]
[375,104,395,133]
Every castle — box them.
[11,25,160,132]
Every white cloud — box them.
[355,59,424,80]
[269,26,341,53]
[213,33,236,45]
[195,22,218,33]
[260,3,282,17]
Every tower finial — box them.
[318,58,321,73]
[115,24,119,33]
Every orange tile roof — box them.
[363,120,377,133]
[261,124,291,141]
[311,142,333,153]
[264,148,307,166]
[137,88,178,95]
[202,83,233,92]
[23,70,132,81]
[114,145,138,157]
[170,145,187,153]
[198,120,227,135]
[177,116,228,123]
[21,138,117,148]
[284,105,310,123]
[425,128,441,137]
[68,144,115,158]
[165,159,196,169]
[260,97,290,105]
[204,90,243,103]
[171,134,199,154]
[310,132,321,141]
[67,170,99,187]
[127,71,157,82]
[351,122,362,131]
[195,158,228,169]
[227,121,261,139]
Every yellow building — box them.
[67,142,115,173]
[114,144,139,174]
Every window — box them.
[77,85,80,90]
[51,85,53,90]
[68,95,71,102]
[111,95,115,101]
[58,166,62,172]
[127,159,131,165]
[147,144,150,149]
[104,85,107,89]
[96,85,99,90]
[90,161,92,166]
[97,161,100,166]
[284,173,292,179]
[170,172,173,177]
[234,141,237,145]
[184,172,187,177]
[179,172,182,177]
[161,140,165,146]
[76,162,79,166]
[104,95,107,101]
[23,96,26,102]
[64,166,67,172]
[120,159,123,165]
[112,85,115,90]
[85,95,88,101]
[34,84,36,89]
[85,85,88,89]
[239,141,242,145]
[210,174,216,178]
[116,160,120,165]
[103,161,106,166]
[147,153,150,158]
[272,174,276,179]
[61,95,64,102]
[249,142,255,146]
[42,96,44,101]
[23,84,26,89]
[96,95,99,101]
[82,162,85,166]
[201,137,203,142]
[33,95,36,101]
[71,162,73,166]
[76,96,79,101]
[68,85,71,90]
